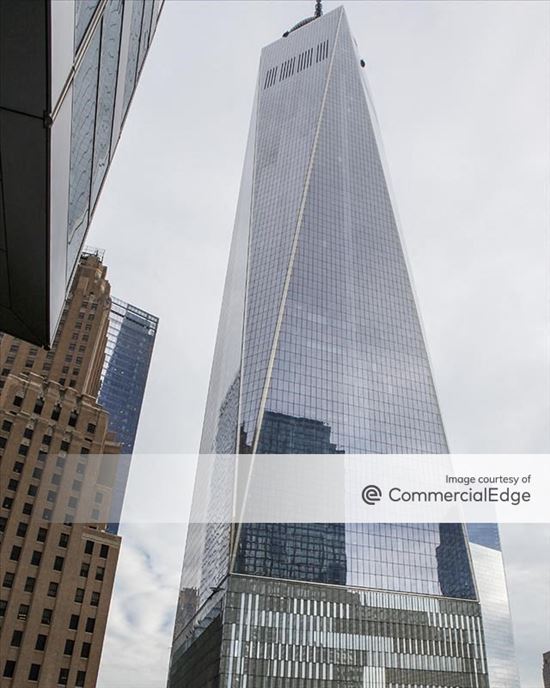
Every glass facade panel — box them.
[74,0,100,52]
[122,1,145,118]
[137,0,155,75]
[67,26,101,274]
[236,522,475,599]
[67,0,160,289]
[469,527,521,688]
[220,576,489,688]
[91,0,124,208]
[169,7,518,687]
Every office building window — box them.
[3,661,16,678]
[28,663,41,681]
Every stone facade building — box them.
[0,253,121,688]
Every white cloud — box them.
[97,524,187,688]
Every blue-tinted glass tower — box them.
[98,296,158,532]
[168,6,518,687]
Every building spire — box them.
[283,0,323,37]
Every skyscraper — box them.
[98,297,158,531]
[0,253,121,687]
[169,5,518,686]
[0,0,163,346]
[466,524,521,687]
[544,650,550,688]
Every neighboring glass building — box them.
[169,5,518,687]
[0,0,163,346]
[98,296,158,532]
[467,524,521,688]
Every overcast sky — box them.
[89,1,550,686]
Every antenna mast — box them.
[283,0,323,37]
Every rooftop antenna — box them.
[314,1,323,18]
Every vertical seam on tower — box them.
[251,9,344,454]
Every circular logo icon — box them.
[361,484,382,505]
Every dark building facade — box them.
[98,296,158,531]
[169,5,518,687]
[0,0,163,346]
[543,651,550,688]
